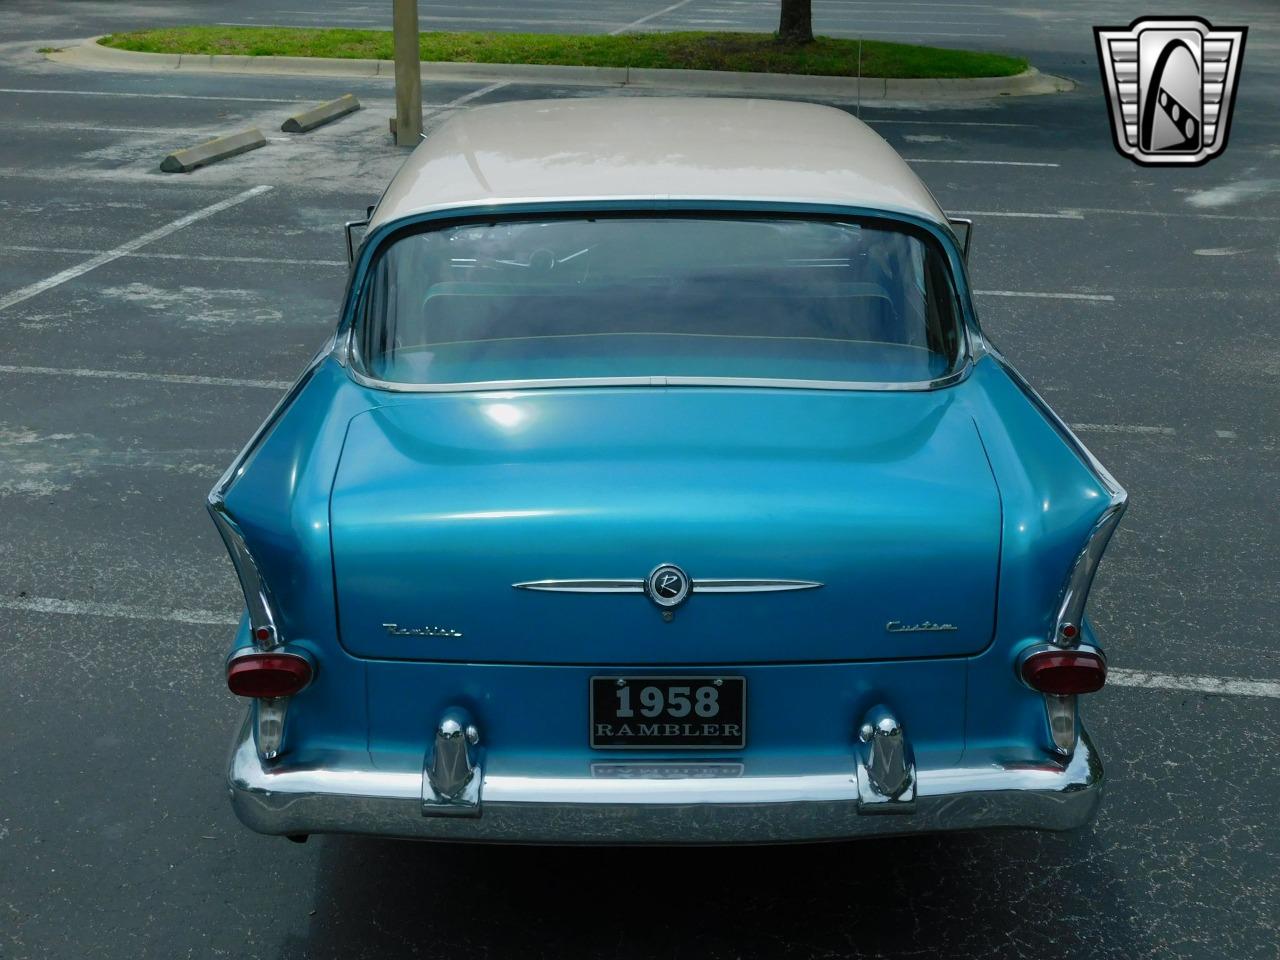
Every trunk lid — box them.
[331,388,999,664]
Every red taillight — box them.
[1021,648,1107,695]
[227,653,312,698]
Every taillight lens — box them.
[227,653,312,698]
[1021,649,1106,695]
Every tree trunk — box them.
[777,0,813,44]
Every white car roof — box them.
[370,97,949,229]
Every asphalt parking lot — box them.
[1,2,1277,958]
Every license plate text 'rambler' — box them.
[590,677,747,749]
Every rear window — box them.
[355,215,965,387]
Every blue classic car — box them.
[212,97,1125,843]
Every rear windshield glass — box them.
[356,216,964,387]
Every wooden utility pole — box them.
[393,0,423,145]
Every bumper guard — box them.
[227,708,1103,844]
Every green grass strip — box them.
[99,27,1028,80]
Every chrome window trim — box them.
[341,202,977,395]
[345,360,974,395]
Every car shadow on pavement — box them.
[278,826,1147,959]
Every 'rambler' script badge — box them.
[886,620,958,633]
[382,623,463,638]
[1095,16,1247,166]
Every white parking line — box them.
[0,364,290,391]
[974,290,1114,301]
[433,80,510,112]
[1,245,345,268]
[0,596,238,626]
[1069,423,1177,435]
[867,120,1030,127]
[906,159,1059,167]
[828,30,1006,37]
[610,0,698,33]
[0,87,311,104]
[0,186,273,313]
[1109,669,1280,699]
[945,207,1280,222]
[1064,207,1279,223]
[953,209,1085,220]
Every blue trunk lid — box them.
[331,387,999,664]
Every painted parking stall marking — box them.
[1108,669,1280,700]
[0,596,239,626]
[0,87,314,103]
[867,120,1030,128]
[0,364,291,391]
[432,80,511,112]
[974,290,1114,301]
[906,158,1060,167]
[1070,423,1177,436]
[953,209,1085,220]
[0,185,273,313]
[610,0,698,34]
[0,245,346,267]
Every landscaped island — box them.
[98,27,1028,80]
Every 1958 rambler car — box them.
[212,97,1126,844]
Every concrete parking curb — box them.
[281,93,361,132]
[50,37,1073,101]
[159,128,266,173]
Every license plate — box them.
[589,676,746,750]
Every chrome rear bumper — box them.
[227,714,1104,844]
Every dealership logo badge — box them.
[1095,17,1247,166]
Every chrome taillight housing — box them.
[209,497,309,761]
[1018,644,1107,755]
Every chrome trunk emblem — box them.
[513,569,823,611]
[646,564,691,608]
